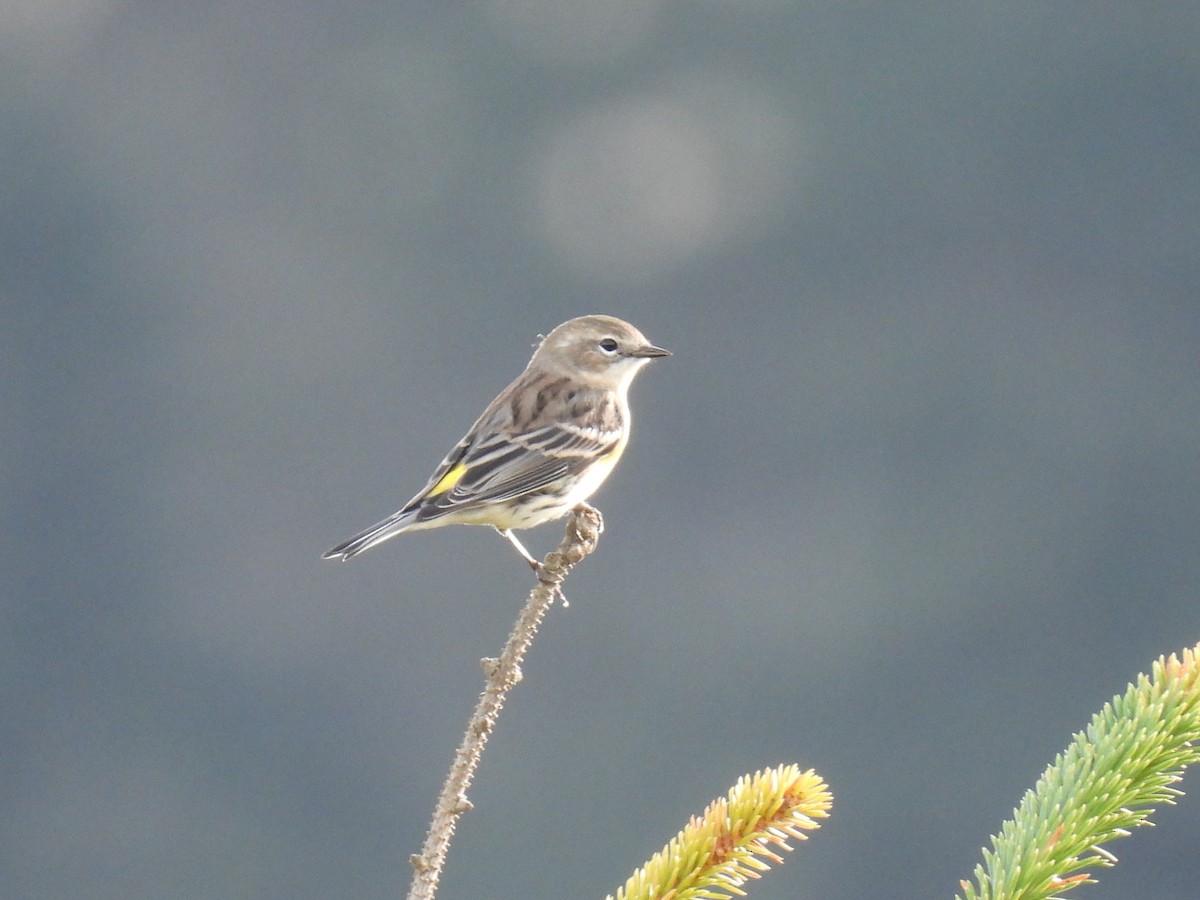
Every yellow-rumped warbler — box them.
[323,315,669,568]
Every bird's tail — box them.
[322,507,418,561]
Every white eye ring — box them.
[598,338,620,355]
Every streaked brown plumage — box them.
[323,315,668,567]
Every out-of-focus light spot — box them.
[532,75,803,281]
[535,99,718,280]
[482,0,660,63]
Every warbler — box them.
[323,315,669,568]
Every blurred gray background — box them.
[4,3,1200,898]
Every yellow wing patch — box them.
[429,462,468,496]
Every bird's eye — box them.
[598,338,620,355]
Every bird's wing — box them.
[416,419,622,514]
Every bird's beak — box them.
[629,343,671,359]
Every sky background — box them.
[4,3,1200,899]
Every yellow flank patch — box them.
[430,462,468,496]
[601,436,628,463]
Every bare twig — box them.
[406,503,604,900]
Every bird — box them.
[322,315,669,569]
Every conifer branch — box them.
[406,504,604,900]
[958,642,1200,900]
[609,764,833,900]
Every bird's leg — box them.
[494,527,568,605]
[495,527,542,571]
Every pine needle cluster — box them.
[609,764,832,900]
[958,643,1200,899]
